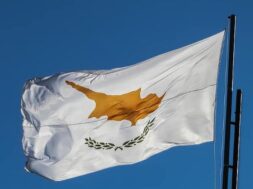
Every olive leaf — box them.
[84,117,155,151]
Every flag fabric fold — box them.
[21,31,224,181]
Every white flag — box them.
[21,31,224,181]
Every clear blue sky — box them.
[0,0,251,188]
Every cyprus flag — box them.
[21,31,224,181]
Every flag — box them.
[21,31,224,181]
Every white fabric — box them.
[21,31,224,181]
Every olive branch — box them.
[84,117,156,151]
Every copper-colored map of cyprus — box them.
[66,81,165,126]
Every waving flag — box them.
[21,31,224,181]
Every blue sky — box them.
[0,0,252,188]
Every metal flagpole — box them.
[231,89,242,189]
[222,14,243,189]
[222,14,236,189]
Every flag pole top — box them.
[228,14,236,18]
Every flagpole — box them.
[222,14,236,189]
[231,89,242,189]
[222,14,243,189]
